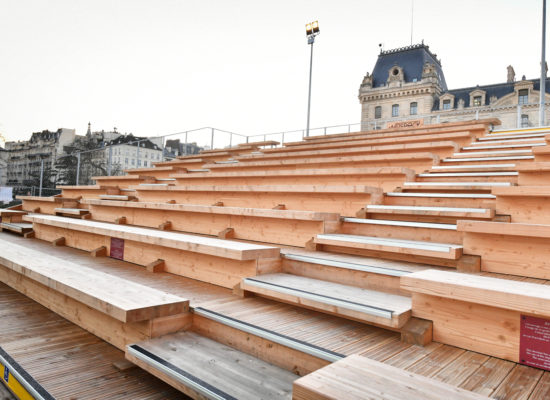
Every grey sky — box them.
[0,0,545,143]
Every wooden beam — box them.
[32,207,40,213]
[272,204,285,210]
[456,255,481,273]
[90,246,107,257]
[158,221,172,231]
[212,201,224,206]
[146,259,165,273]
[51,237,66,247]
[400,318,433,346]
[23,231,35,239]
[112,359,136,371]
[166,200,176,204]
[218,227,235,239]
[81,213,92,220]
[115,216,127,225]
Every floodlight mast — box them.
[305,21,320,137]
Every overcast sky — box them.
[0,0,546,143]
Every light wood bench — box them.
[516,162,550,185]
[239,141,459,161]
[293,354,490,400]
[204,152,438,173]
[24,214,280,289]
[533,144,550,161]
[133,184,383,216]
[17,195,82,214]
[171,167,415,191]
[457,220,550,279]
[493,186,550,224]
[93,175,156,188]
[280,131,477,152]
[0,235,190,351]
[402,269,550,363]
[152,158,206,169]
[124,166,186,179]
[58,185,120,199]
[238,140,279,147]
[82,199,340,247]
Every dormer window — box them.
[519,89,529,105]
[473,96,482,107]
[442,100,451,110]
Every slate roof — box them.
[432,78,550,111]
[372,44,447,90]
[106,134,162,151]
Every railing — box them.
[3,99,550,201]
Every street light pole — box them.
[305,21,320,137]
[541,0,547,126]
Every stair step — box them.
[453,149,532,156]
[193,306,344,362]
[127,331,296,400]
[187,168,210,172]
[315,233,463,260]
[443,155,534,163]
[418,172,518,177]
[241,273,411,328]
[479,132,548,140]
[432,163,516,169]
[54,208,90,216]
[462,143,545,150]
[366,204,493,218]
[98,194,136,201]
[344,217,456,230]
[386,192,496,199]
[0,222,33,234]
[430,164,517,173]
[470,137,546,145]
[403,181,511,187]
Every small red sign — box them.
[520,315,550,371]
[110,237,124,260]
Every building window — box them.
[374,106,382,119]
[410,102,418,115]
[442,99,451,110]
[519,89,529,105]
[392,104,399,117]
[138,160,141,167]
[144,161,148,167]
[131,159,135,165]
[125,158,128,164]
[521,114,529,128]
[473,96,482,107]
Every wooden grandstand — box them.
[2,119,550,399]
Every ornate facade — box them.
[359,44,550,130]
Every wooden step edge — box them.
[192,306,344,362]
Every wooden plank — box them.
[0,237,188,322]
[292,354,491,400]
[401,269,550,317]
[491,364,543,400]
[459,357,515,397]
[24,214,280,261]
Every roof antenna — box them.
[410,0,414,45]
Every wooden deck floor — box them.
[0,283,188,400]
[1,233,550,399]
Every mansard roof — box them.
[371,44,447,90]
[432,78,550,110]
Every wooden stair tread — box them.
[98,194,134,200]
[366,204,494,218]
[54,208,89,215]
[23,214,279,260]
[127,331,296,400]
[418,172,518,177]
[0,236,188,322]
[315,233,462,259]
[462,143,545,150]
[242,273,411,328]
[134,184,383,194]
[442,155,534,162]
[457,220,550,238]
[344,217,457,230]
[0,222,34,233]
[293,354,491,400]
[401,269,550,317]
[386,192,496,199]
[492,186,550,197]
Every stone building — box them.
[4,128,75,187]
[358,43,550,130]
[0,148,7,186]
[106,133,164,170]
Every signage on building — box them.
[386,119,424,129]
[520,315,550,371]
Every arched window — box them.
[410,102,418,115]
[392,104,399,117]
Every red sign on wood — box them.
[110,237,125,260]
[520,315,550,371]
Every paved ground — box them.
[0,382,14,400]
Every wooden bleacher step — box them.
[478,132,548,141]
[442,155,534,163]
[366,204,494,219]
[402,182,512,192]
[98,194,136,201]
[193,306,344,362]
[314,233,463,260]
[452,149,533,157]
[344,217,456,230]
[417,172,518,177]
[293,354,491,400]
[0,222,33,235]
[386,192,496,199]
[54,207,90,217]
[126,331,296,400]
[462,142,545,150]
[241,273,411,328]
[430,163,517,172]
[470,137,546,146]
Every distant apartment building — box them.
[106,134,164,170]
[0,148,7,186]
[4,128,75,187]
[164,139,202,159]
